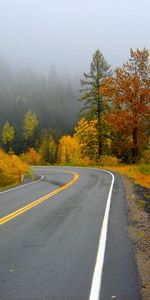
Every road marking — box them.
[39,164,114,299]
[0,175,44,195]
[89,169,115,300]
[0,171,79,226]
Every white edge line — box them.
[1,164,114,298]
[0,166,76,196]
[51,165,114,299]
[0,175,44,195]
[88,168,115,300]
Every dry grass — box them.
[100,164,150,188]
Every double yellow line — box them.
[0,171,79,226]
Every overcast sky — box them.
[0,0,149,75]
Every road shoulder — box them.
[122,175,150,300]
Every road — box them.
[0,166,141,300]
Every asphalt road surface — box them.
[0,166,141,300]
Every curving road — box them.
[0,167,141,300]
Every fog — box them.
[0,0,149,75]
[0,0,149,152]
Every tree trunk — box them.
[97,99,102,158]
[98,137,102,157]
[132,127,138,163]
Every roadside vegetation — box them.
[0,148,30,189]
[0,48,149,190]
[100,163,150,189]
[0,48,149,299]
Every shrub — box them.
[138,164,150,175]
[79,156,94,166]
[140,150,150,164]
[98,155,119,166]
[21,148,42,165]
[0,148,30,187]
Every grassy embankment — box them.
[0,149,31,190]
[100,164,150,188]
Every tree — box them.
[79,49,111,158]
[2,121,15,151]
[57,135,80,164]
[74,117,112,161]
[101,48,150,162]
[39,130,57,163]
[23,110,39,147]
[74,118,98,161]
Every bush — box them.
[140,150,150,164]
[138,164,150,175]
[0,148,30,187]
[98,155,119,166]
[79,157,94,166]
[21,148,42,165]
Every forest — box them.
[0,61,80,154]
[0,48,150,177]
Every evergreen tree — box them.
[79,49,111,158]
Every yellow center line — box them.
[0,171,79,226]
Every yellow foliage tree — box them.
[74,118,98,161]
[2,121,15,151]
[23,111,39,146]
[57,135,80,164]
[74,117,112,162]
[39,130,57,163]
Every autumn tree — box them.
[74,118,98,161]
[23,110,39,147]
[101,48,150,162]
[57,135,80,164]
[79,49,111,158]
[39,130,57,163]
[2,121,15,151]
[75,117,112,161]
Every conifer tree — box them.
[79,49,111,158]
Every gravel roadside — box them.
[122,175,150,300]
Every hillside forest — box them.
[0,48,150,170]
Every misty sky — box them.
[0,0,149,75]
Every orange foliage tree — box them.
[100,48,150,162]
